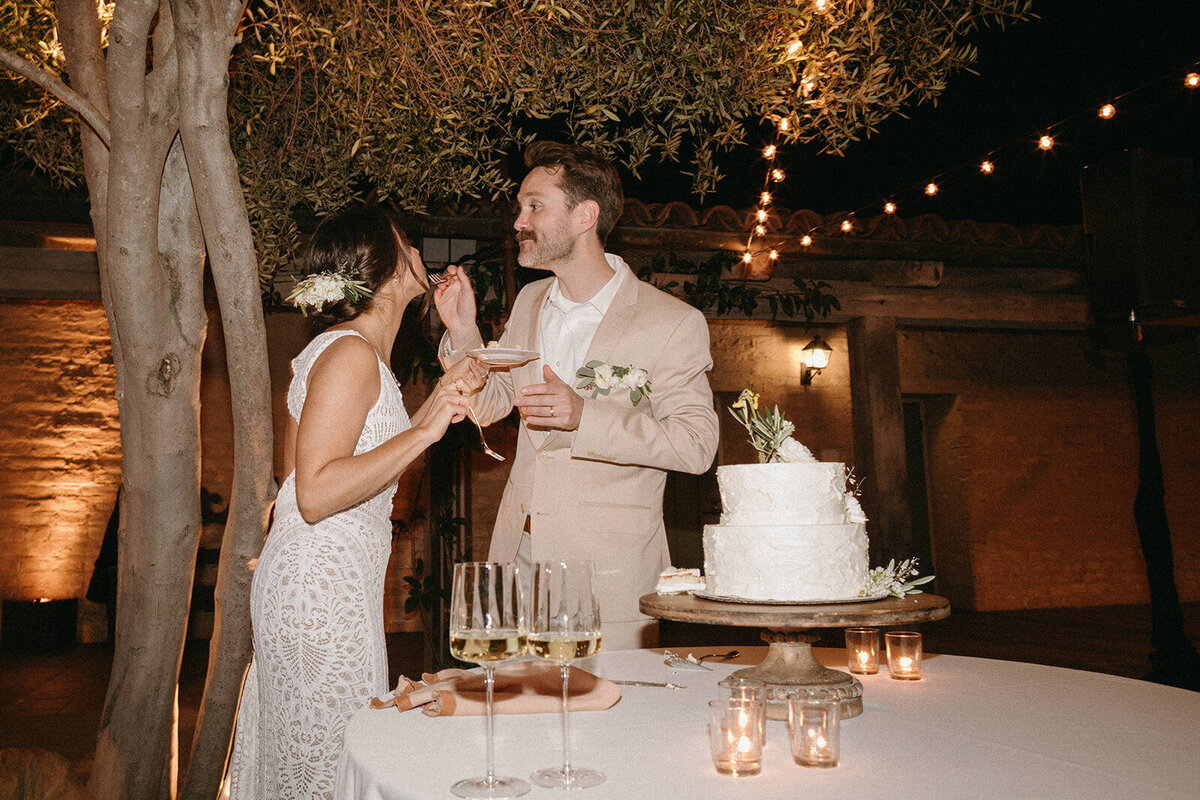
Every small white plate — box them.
[693,591,888,606]
[466,347,539,367]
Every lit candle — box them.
[845,627,880,674]
[709,699,763,776]
[788,694,840,768]
[886,631,923,680]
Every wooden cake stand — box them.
[639,592,951,720]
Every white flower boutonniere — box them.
[576,360,652,406]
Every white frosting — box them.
[717,462,849,525]
[703,522,868,601]
[703,461,869,602]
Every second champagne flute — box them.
[448,562,530,798]
[527,560,605,789]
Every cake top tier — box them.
[717,461,863,526]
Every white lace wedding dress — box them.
[228,330,410,800]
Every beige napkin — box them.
[370,659,622,717]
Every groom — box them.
[435,141,718,649]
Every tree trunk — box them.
[172,2,276,797]
[78,2,210,797]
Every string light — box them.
[1098,103,1116,119]
[1038,134,1054,150]
[787,41,803,56]
[763,144,776,159]
[769,249,779,260]
[761,191,772,205]
[813,0,829,12]
[742,251,753,264]
[924,182,939,196]
[778,118,791,133]
[756,208,768,222]
[1186,72,1200,89]
[801,235,813,247]
[771,168,786,182]
[840,219,853,232]
[980,160,995,174]
[755,224,766,235]
[883,201,897,215]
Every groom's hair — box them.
[524,141,624,243]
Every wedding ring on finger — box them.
[549,405,555,417]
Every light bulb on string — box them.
[980,160,995,174]
[771,168,786,182]
[755,224,766,236]
[756,208,768,222]
[763,144,777,159]
[1185,72,1200,89]
[814,0,829,12]
[801,235,813,247]
[840,219,853,233]
[1038,134,1054,151]
[742,251,753,264]
[883,201,897,215]
[787,41,803,56]
[761,191,772,205]
[778,118,791,133]
[1098,103,1116,119]
[769,250,779,260]
[924,182,939,196]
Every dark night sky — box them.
[626,0,1200,227]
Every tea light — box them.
[885,631,923,680]
[844,627,880,674]
[718,677,768,747]
[708,698,763,776]
[787,692,840,768]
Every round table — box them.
[334,648,1200,800]
[640,592,950,719]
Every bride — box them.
[228,205,486,799]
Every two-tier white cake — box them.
[702,461,868,602]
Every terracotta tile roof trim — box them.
[617,198,1084,252]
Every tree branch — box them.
[0,47,111,147]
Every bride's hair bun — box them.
[299,205,414,329]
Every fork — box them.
[467,406,505,461]
[427,270,448,286]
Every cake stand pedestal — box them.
[639,592,950,720]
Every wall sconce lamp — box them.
[801,335,832,385]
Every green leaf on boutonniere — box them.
[630,388,643,405]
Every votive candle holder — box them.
[707,698,763,776]
[885,630,923,680]
[845,627,880,674]
[787,691,840,768]
[718,677,768,747]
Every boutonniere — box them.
[575,360,652,406]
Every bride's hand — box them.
[439,355,487,396]
[416,382,472,441]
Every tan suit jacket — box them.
[443,267,719,647]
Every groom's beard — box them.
[516,225,574,270]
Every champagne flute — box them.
[527,560,605,789]
[449,562,530,798]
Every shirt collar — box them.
[546,253,630,315]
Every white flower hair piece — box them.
[286,261,373,316]
[575,360,652,406]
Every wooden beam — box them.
[0,246,101,300]
[651,274,1090,330]
[847,316,912,566]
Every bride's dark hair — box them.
[300,205,420,330]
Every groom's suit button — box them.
[538,451,549,462]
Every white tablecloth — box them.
[335,647,1200,800]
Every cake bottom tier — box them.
[702,522,868,602]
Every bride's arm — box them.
[293,337,470,524]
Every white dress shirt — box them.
[538,253,630,383]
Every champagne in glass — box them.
[449,562,530,799]
[528,560,605,789]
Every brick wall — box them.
[0,299,121,604]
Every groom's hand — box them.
[515,365,583,431]
[433,264,478,349]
